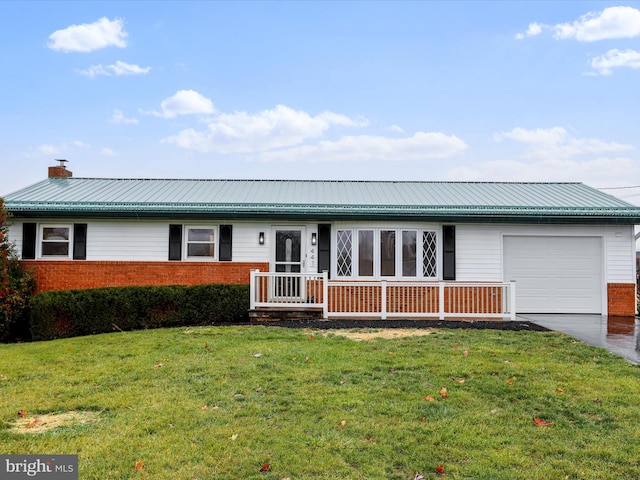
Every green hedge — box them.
[29,284,250,341]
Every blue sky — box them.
[1,1,640,204]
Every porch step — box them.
[249,307,324,322]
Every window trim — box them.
[39,224,72,259]
[184,225,217,261]
[335,227,439,279]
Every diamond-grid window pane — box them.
[336,230,353,277]
[423,231,437,277]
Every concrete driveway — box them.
[518,314,640,364]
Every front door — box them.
[275,229,303,272]
[273,229,304,301]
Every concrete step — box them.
[249,308,324,322]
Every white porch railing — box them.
[250,270,516,320]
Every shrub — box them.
[0,198,36,341]
[29,283,249,341]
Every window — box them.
[336,227,438,279]
[402,230,417,277]
[336,230,352,277]
[186,227,216,258]
[358,230,374,277]
[41,226,70,257]
[380,230,396,276]
[423,231,437,278]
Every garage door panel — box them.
[504,236,602,314]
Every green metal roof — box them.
[4,177,640,223]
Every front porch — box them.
[249,270,516,321]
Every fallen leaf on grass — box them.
[340,420,347,428]
[309,334,315,340]
[463,350,469,357]
[451,377,465,384]
[556,388,564,394]
[424,395,435,402]
[436,464,445,474]
[259,463,271,472]
[134,460,145,471]
[440,387,448,399]
[154,363,163,368]
[507,377,516,385]
[17,410,27,418]
[230,434,238,441]
[253,353,263,358]
[420,417,426,424]
[533,418,555,427]
[26,417,41,428]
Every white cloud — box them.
[71,140,90,148]
[143,90,216,119]
[389,125,404,133]
[554,6,640,42]
[446,156,639,185]
[163,104,368,153]
[257,132,468,163]
[26,140,90,158]
[100,148,117,157]
[36,144,60,155]
[77,61,151,78]
[110,109,139,124]
[591,48,640,75]
[515,22,544,40]
[494,126,633,159]
[48,17,128,52]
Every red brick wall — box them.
[25,261,270,293]
[607,283,636,317]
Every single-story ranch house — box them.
[3,163,640,319]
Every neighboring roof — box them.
[4,177,640,223]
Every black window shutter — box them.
[22,223,36,260]
[169,224,182,261]
[219,225,232,261]
[73,224,87,260]
[317,224,331,277]
[442,225,456,280]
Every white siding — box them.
[6,221,23,253]
[87,221,169,261]
[232,223,270,262]
[456,226,502,281]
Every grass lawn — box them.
[1,325,640,479]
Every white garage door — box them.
[503,236,602,314]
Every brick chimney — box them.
[48,159,72,178]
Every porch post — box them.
[250,269,258,310]
[381,280,387,320]
[322,270,329,319]
[509,280,517,320]
[439,281,445,320]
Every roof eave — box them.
[7,206,640,224]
